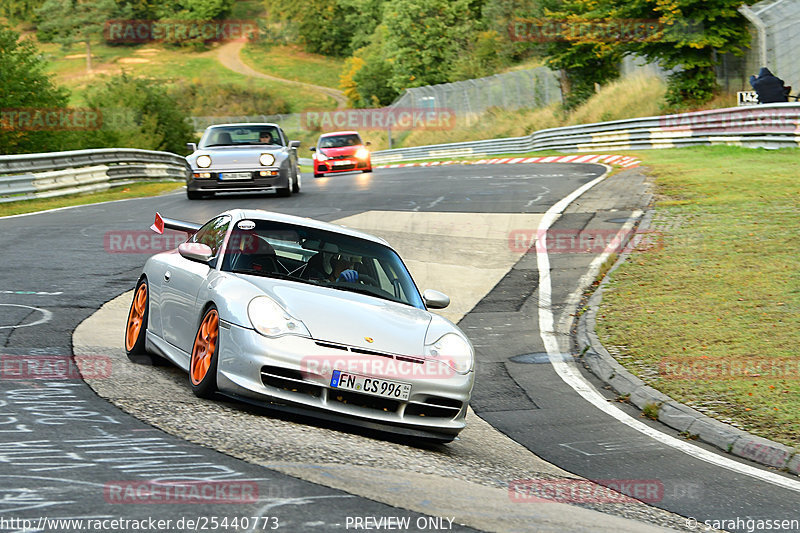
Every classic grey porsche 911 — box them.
[125,209,475,442]
[185,123,302,199]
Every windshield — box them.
[319,134,362,148]
[200,125,281,148]
[221,220,424,308]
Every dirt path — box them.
[216,41,347,109]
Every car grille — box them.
[405,396,463,419]
[314,340,423,364]
[330,390,401,413]
[260,366,322,398]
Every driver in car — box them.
[259,131,273,144]
[328,256,359,283]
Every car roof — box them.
[206,123,281,129]
[222,209,390,246]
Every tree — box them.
[535,0,623,109]
[84,74,193,154]
[382,0,476,91]
[340,25,399,107]
[0,23,73,155]
[610,0,755,105]
[0,0,40,22]
[36,0,116,72]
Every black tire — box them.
[314,172,324,178]
[187,190,202,200]
[292,169,301,193]
[190,305,220,399]
[124,278,165,365]
[362,168,372,174]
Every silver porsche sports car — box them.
[185,123,302,199]
[125,209,475,442]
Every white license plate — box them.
[333,160,353,166]
[330,370,411,401]
[219,172,252,180]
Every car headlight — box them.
[248,296,310,338]
[259,153,275,166]
[315,151,328,161]
[425,333,473,373]
[196,155,212,168]
[355,148,369,160]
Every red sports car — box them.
[311,131,372,177]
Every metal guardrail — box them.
[0,148,190,203]
[371,103,800,163]
[3,104,798,202]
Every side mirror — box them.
[422,289,450,309]
[186,142,197,153]
[365,141,371,146]
[178,242,213,263]
[309,147,316,152]
[289,140,301,149]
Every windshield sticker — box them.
[237,220,256,230]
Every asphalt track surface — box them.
[0,163,798,532]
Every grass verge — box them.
[595,146,800,448]
[0,181,183,218]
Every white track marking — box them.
[0,304,53,329]
[535,169,800,493]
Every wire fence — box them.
[388,68,562,124]
[745,0,800,92]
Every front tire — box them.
[190,306,220,398]
[125,278,163,365]
[187,190,202,200]
[276,175,293,197]
[292,169,301,193]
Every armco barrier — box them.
[371,103,800,163]
[3,104,798,202]
[0,148,190,203]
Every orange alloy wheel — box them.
[191,309,219,385]
[125,283,148,352]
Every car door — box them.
[161,215,231,353]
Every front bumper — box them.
[187,167,289,193]
[216,323,473,439]
[315,158,371,174]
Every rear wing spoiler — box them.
[150,212,202,235]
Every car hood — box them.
[245,277,432,355]
[320,146,361,158]
[192,146,282,167]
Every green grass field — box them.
[596,146,800,447]
[41,39,338,112]
[240,42,346,89]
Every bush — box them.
[167,79,291,116]
[83,74,193,154]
